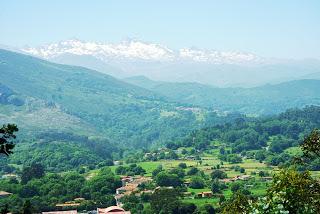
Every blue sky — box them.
[0,0,319,59]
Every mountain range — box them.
[21,39,320,87]
[1,48,320,148]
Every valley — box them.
[0,49,320,213]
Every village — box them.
[0,142,276,214]
[0,168,265,214]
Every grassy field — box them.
[87,145,317,204]
[182,198,219,206]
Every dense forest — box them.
[172,106,320,169]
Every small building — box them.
[97,206,131,214]
[197,191,213,198]
[113,161,121,166]
[221,175,252,183]
[183,181,191,187]
[116,184,137,195]
[183,192,192,198]
[0,191,12,198]
[121,176,133,186]
[55,202,80,208]
[221,178,234,183]
[1,174,18,180]
[237,175,251,181]
[260,176,273,181]
[42,211,77,214]
[185,156,196,160]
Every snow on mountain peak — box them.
[22,39,262,64]
[179,48,261,64]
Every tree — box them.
[152,165,163,178]
[21,163,45,184]
[255,150,266,162]
[227,154,242,164]
[22,200,33,214]
[221,192,251,214]
[211,179,223,194]
[189,176,205,189]
[239,168,245,173]
[155,172,182,187]
[169,167,185,178]
[150,188,180,214]
[0,124,18,156]
[301,129,320,159]
[230,183,242,193]
[187,167,199,176]
[178,162,187,169]
[219,147,225,155]
[166,150,178,160]
[0,204,9,214]
[179,203,197,214]
[195,204,216,214]
[259,171,265,177]
[211,170,227,179]
[263,169,320,213]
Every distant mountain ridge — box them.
[124,76,320,115]
[19,39,320,87]
[22,39,262,64]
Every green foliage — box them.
[169,167,185,178]
[211,179,226,194]
[121,195,144,214]
[115,164,146,176]
[150,188,180,214]
[178,162,187,169]
[0,204,9,214]
[0,124,18,156]
[176,106,320,169]
[301,129,320,159]
[6,133,117,172]
[155,171,183,187]
[221,192,252,214]
[152,165,163,178]
[194,204,216,214]
[21,163,45,184]
[211,170,227,179]
[187,167,199,176]
[189,176,205,189]
[0,167,120,213]
[262,169,320,213]
[137,78,320,115]
[246,169,320,214]
[22,200,33,214]
[0,49,233,153]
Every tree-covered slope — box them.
[176,105,320,169]
[125,76,320,115]
[0,49,229,148]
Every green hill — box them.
[0,49,228,148]
[125,76,320,115]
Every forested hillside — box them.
[175,106,320,169]
[0,49,240,172]
[0,49,224,146]
[125,76,320,115]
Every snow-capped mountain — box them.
[20,39,320,87]
[22,39,262,64]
